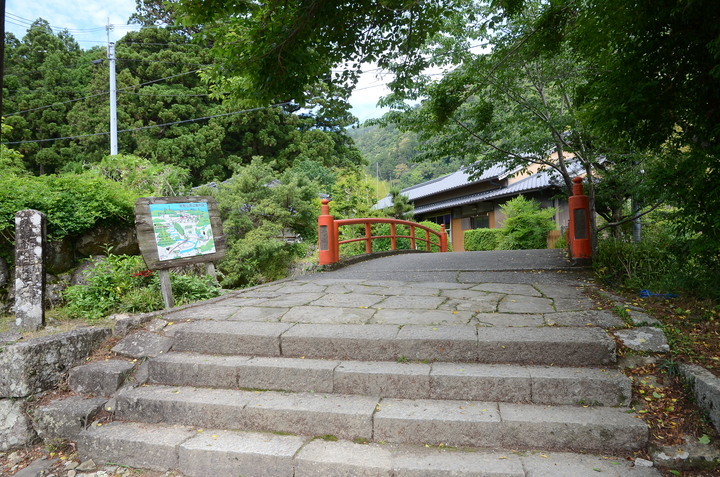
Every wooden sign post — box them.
[135,196,226,309]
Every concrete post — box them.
[568,177,592,265]
[318,199,336,265]
[14,209,47,331]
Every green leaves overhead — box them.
[177,0,477,104]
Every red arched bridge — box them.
[317,199,448,265]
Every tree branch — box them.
[596,201,664,232]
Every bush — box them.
[497,196,556,250]
[594,221,720,300]
[464,228,504,251]
[0,173,136,243]
[211,159,320,288]
[63,254,221,321]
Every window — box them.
[471,213,490,229]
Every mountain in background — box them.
[348,123,464,191]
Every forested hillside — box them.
[2,20,363,187]
[347,123,463,189]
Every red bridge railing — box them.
[317,199,448,265]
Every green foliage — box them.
[497,196,556,250]
[385,188,413,219]
[4,22,363,184]
[0,172,136,241]
[211,159,319,288]
[0,124,27,176]
[464,228,504,251]
[593,219,720,300]
[88,154,191,196]
[63,254,221,321]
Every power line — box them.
[1,102,293,145]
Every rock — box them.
[70,257,106,287]
[8,451,23,465]
[650,435,720,470]
[76,459,97,471]
[69,360,136,396]
[45,274,71,309]
[629,310,661,326]
[680,364,720,435]
[613,326,670,353]
[146,319,168,333]
[0,327,112,398]
[0,399,36,451]
[111,331,173,359]
[68,470,77,477]
[634,457,654,467]
[32,396,107,441]
[0,331,22,345]
[46,237,76,275]
[0,256,8,288]
[75,225,138,258]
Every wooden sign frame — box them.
[134,196,226,271]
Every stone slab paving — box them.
[280,323,400,360]
[281,305,375,324]
[178,429,304,477]
[172,321,293,356]
[474,313,545,327]
[227,306,289,322]
[146,352,631,406]
[149,353,252,388]
[369,309,473,325]
[78,421,197,472]
[78,423,661,477]
[334,361,432,399]
[111,331,173,359]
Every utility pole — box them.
[1,0,6,136]
[108,41,118,155]
[106,20,118,155]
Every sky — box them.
[5,0,391,122]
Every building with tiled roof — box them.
[373,163,573,251]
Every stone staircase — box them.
[41,278,660,476]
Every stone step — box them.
[170,321,616,366]
[114,385,647,452]
[78,422,661,477]
[149,352,631,406]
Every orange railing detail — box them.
[317,199,448,265]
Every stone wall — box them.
[0,327,112,451]
[0,224,138,314]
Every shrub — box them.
[497,196,556,250]
[0,173,136,244]
[464,228,504,251]
[210,159,320,288]
[594,221,720,300]
[63,254,221,321]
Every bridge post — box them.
[440,225,449,252]
[568,177,592,264]
[318,199,337,265]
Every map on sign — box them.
[150,202,216,261]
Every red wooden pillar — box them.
[568,177,592,263]
[440,224,449,252]
[318,199,336,265]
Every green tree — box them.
[497,196,556,250]
[3,20,86,174]
[385,187,413,219]
[207,158,320,287]
[176,0,476,105]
